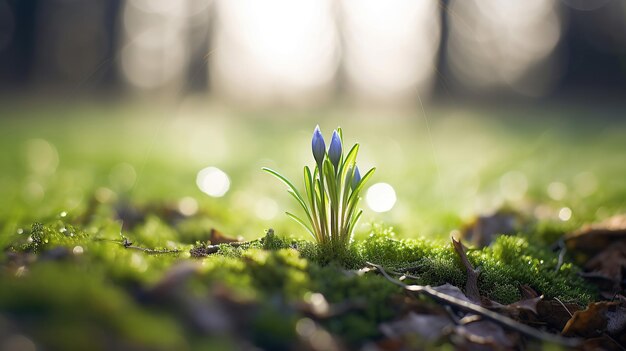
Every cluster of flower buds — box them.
[264,125,374,252]
[312,126,361,187]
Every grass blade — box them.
[286,212,316,240]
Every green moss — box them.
[311,264,401,344]
[470,235,595,304]
[242,248,312,300]
[251,306,298,350]
[0,262,186,351]
[9,222,89,253]
[354,226,595,305]
[0,218,596,350]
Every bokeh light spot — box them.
[366,182,397,213]
[25,139,59,175]
[178,196,199,216]
[196,166,230,197]
[558,207,572,221]
[547,181,567,201]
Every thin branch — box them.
[189,239,261,258]
[554,297,574,318]
[122,244,180,255]
[365,261,580,347]
[94,237,180,255]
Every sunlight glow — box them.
[211,0,339,105]
[196,166,230,197]
[366,183,397,213]
[447,0,562,96]
[341,0,440,103]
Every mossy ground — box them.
[2,218,596,349]
[1,101,624,349]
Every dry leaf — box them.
[379,312,451,341]
[584,241,626,288]
[482,296,543,320]
[462,210,521,247]
[452,238,481,303]
[565,214,626,256]
[455,318,516,349]
[562,302,618,338]
[565,214,626,295]
[432,283,472,303]
[536,300,581,331]
[208,228,243,245]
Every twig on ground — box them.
[554,297,574,318]
[365,261,580,347]
[93,237,180,255]
[122,244,180,255]
[190,239,261,258]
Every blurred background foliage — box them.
[1,0,626,238]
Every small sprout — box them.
[264,126,375,254]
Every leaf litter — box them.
[5,209,626,349]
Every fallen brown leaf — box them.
[452,238,481,303]
[482,295,543,320]
[566,215,626,254]
[584,241,626,290]
[208,228,243,245]
[565,214,626,296]
[462,210,522,247]
[379,312,451,342]
[536,300,581,331]
[431,283,472,303]
[455,318,516,349]
[562,301,619,338]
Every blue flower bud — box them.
[312,125,326,167]
[328,130,342,169]
[352,166,361,190]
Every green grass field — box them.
[1,100,625,349]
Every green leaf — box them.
[263,167,307,205]
[264,167,317,239]
[338,144,359,183]
[315,178,328,240]
[347,209,363,239]
[304,166,321,238]
[323,158,337,204]
[348,167,375,205]
[287,189,314,226]
[286,212,316,240]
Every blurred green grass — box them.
[1,99,625,243]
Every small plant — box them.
[263,126,375,252]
